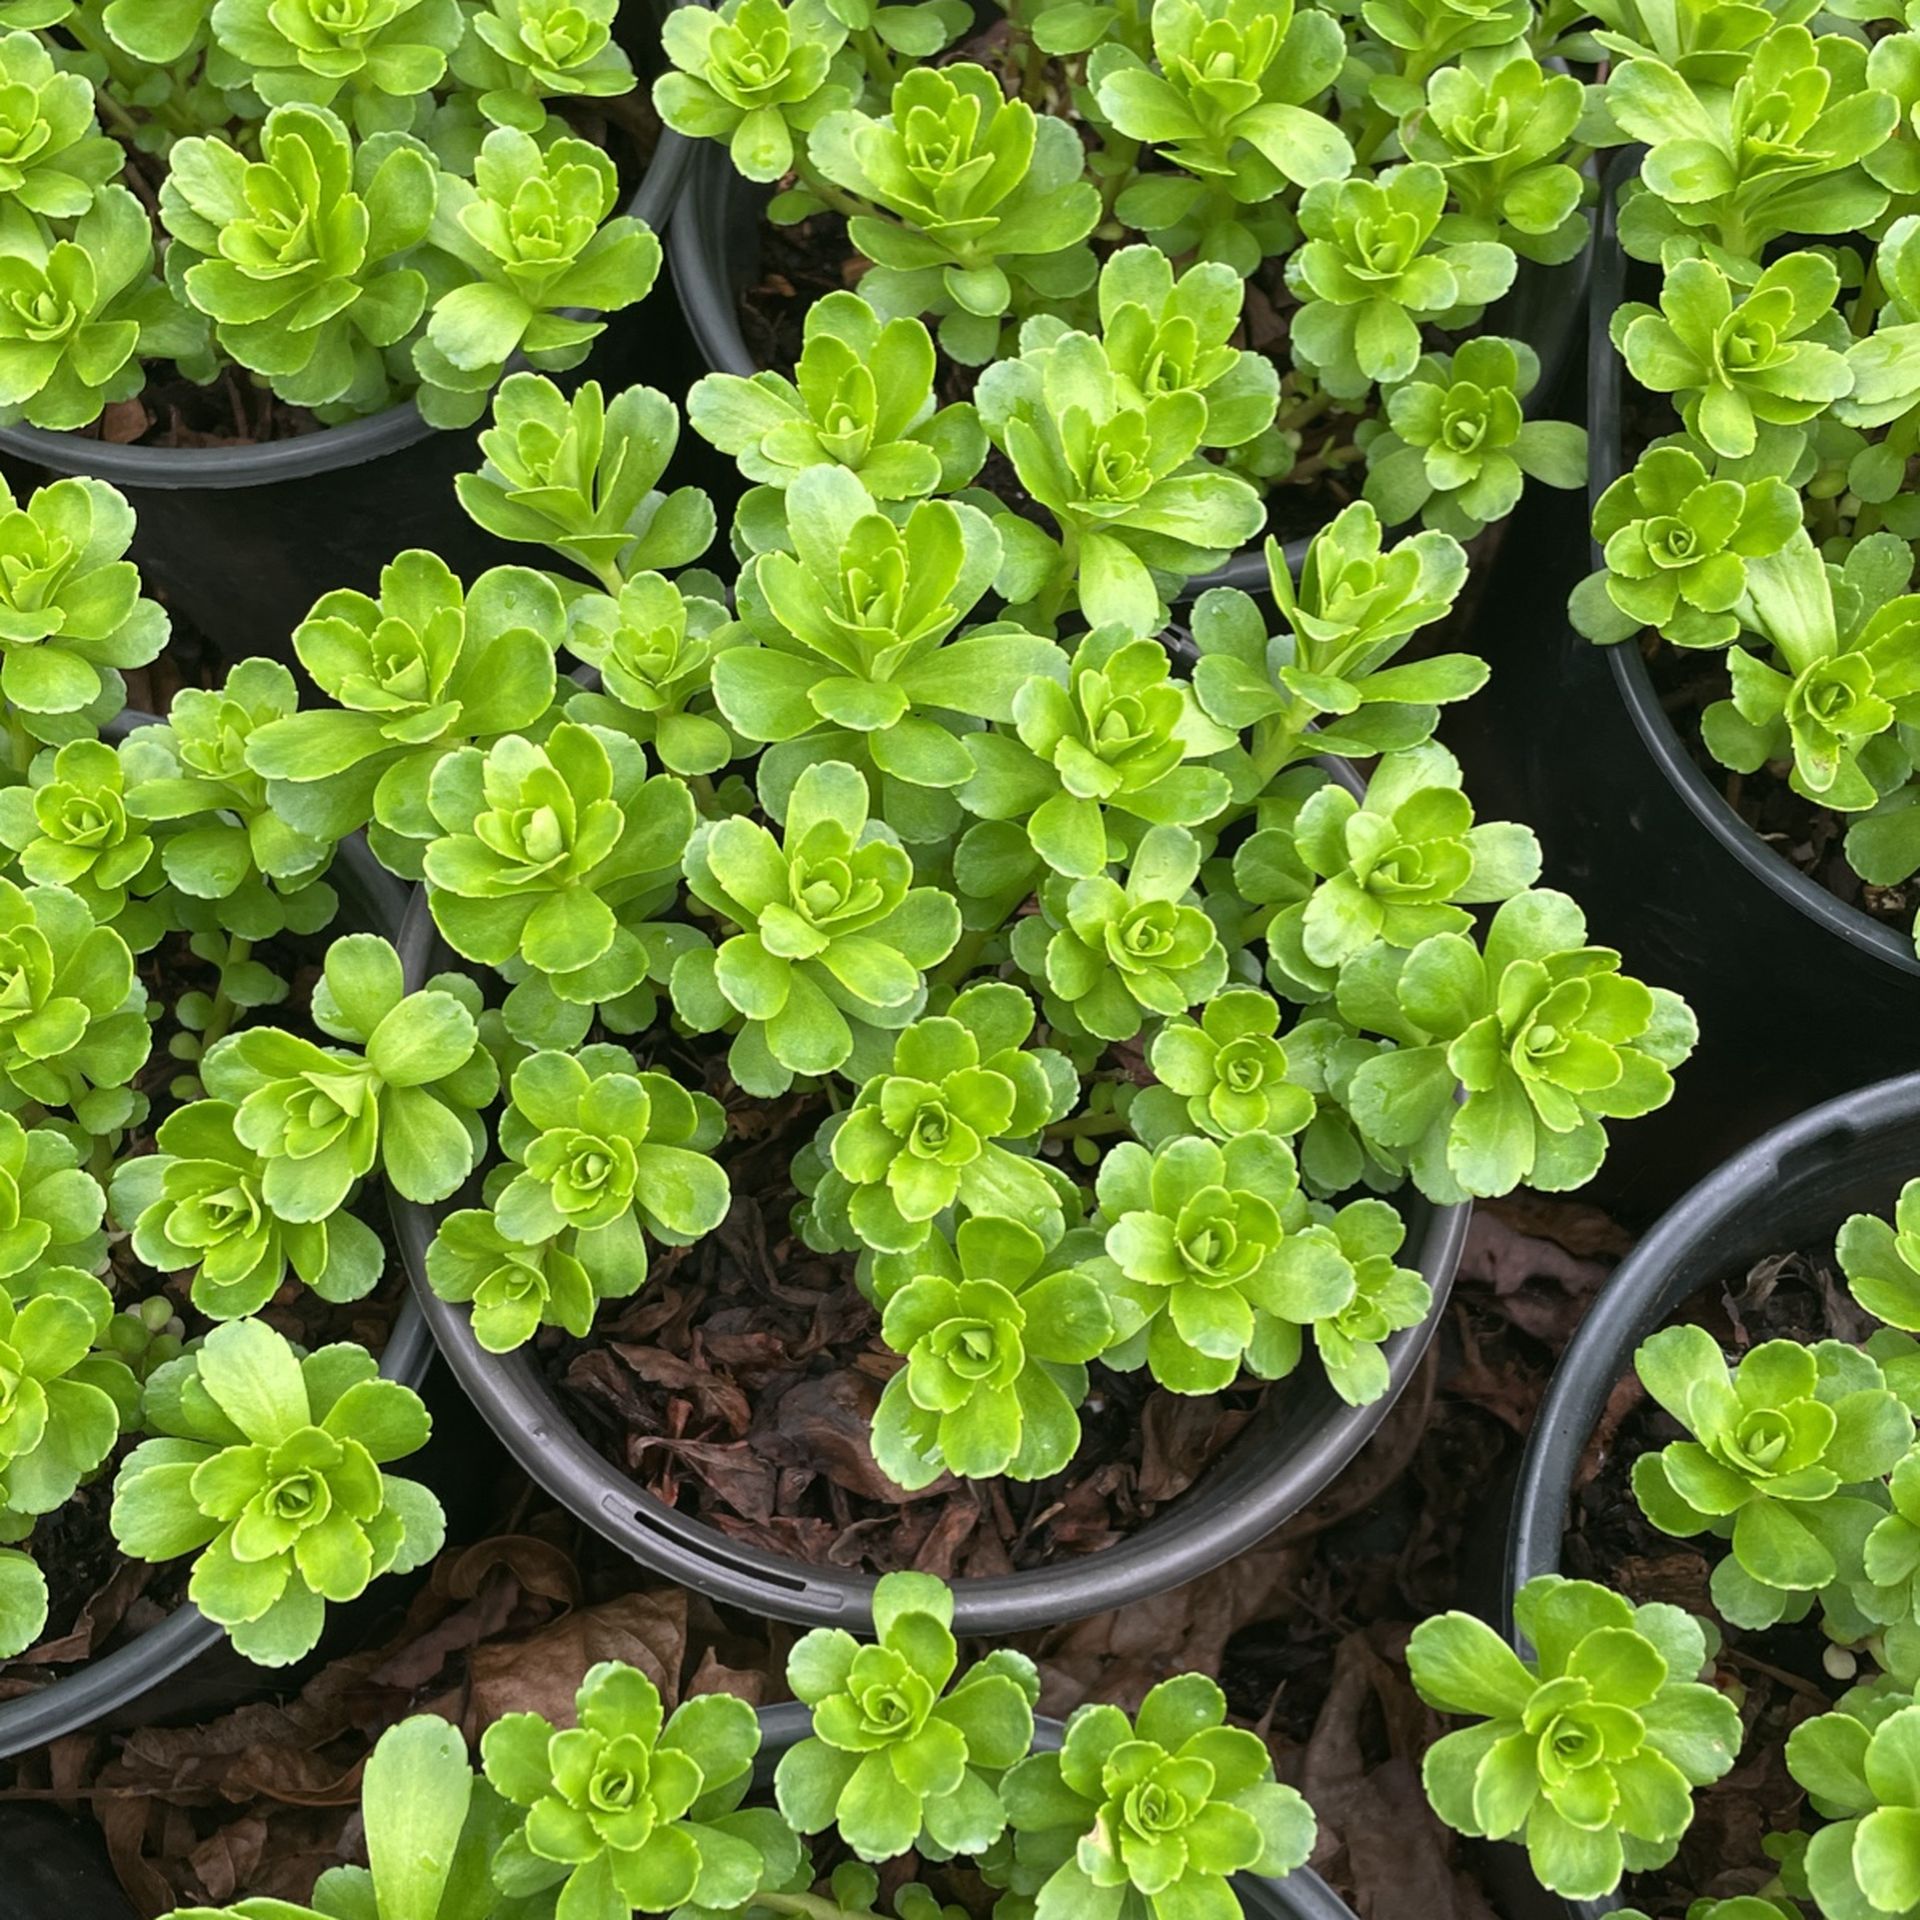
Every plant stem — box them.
[753,1895,867,1919]
[856,26,898,90]
[1025,521,1081,633]
[198,936,252,1056]
[1286,443,1365,486]
[793,157,881,226]
[932,924,993,989]
[1019,29,1050,105]
[1853,262,1887,340]
[1274,388,1336,435]
[5,707,33,777]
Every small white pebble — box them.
[1824,1645,1859,1681]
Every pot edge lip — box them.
[1585,150,1920,981]
[0,809,435,1761]
[665,140,1594,601]
[0,31,696,493]
[390,820,1473,1634]
[1499,1068,1920,1919]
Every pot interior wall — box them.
[1507,1072,1920,1603]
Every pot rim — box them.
[0,776,435,1761]
[0,20,694,493]
[1585,155,1920,980]
[1505,1066,1920,1610]
[391,877,1469,1636]
[665,140,1593,597]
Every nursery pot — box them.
[0,753,435,1761]
[0,6,695,665]
[751,1702,1360,1920]
[665,143,1593,593]
[391,810,1469,1632]
[1438,170,1920,1226]
[0,1805,138,1919]
[1497,1068,1920,1919]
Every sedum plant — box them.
[479,1042,730,1300]
[483,1659,783,1918]
[866,1216,1112,1491]
[1409,1576,1743,1900]
[1000,1673,1317,1918]
[674,758,961,1095]
[244,551,567,876]
[202,933,497,1214]
[689,291,984,509]
[803,983,1075,1255]
[109,1318,444,1664]
[1011,825,1229,1045]
[776,1570,1039,1861]
[973,329,1266,635]
[1338,889,1698,1201]
[0,0,668,433]
[1285,163,1517,398]
[1361,337,1586,541]
[112,1098,385,1320]
[421,720,700,1047]
[804,64,1103,366]
[1629,1324,1914,1631]
[158,1571,1320,1919]
[1087,1130,1337,1394]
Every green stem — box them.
[856,25,898,90]
[754,1896,868,1919]
[1853,262,1887,340]
[1274,388,1335,435]
[1286,443,1365,487]
[932,924,993,989]
[1348,101,1399,169]
[1019,28,1049,105]
[5,707,33,777]
[1098,139,1142,226]
[1243,708,1309,797]
[1026,520,1081,632]
[793,157,882,226]
[197,936,252,1056]
[90,84,144,148]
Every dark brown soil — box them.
[545,1051,1275,1581]
[0,1195,1620,1920]
[1644,636,1919,936]
[1559,1244,1874,1912]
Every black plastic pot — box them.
[0,797,434,1762]
[1440,168,1920,1227]
[1506,1066,1920,1608]
[1497,1069,1920,1919]
[0,14,695,665]
[0,1805,138,1918]
[666,142,1592,593]
[391,848,1469,1631]
[751,1701,1358,1920]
